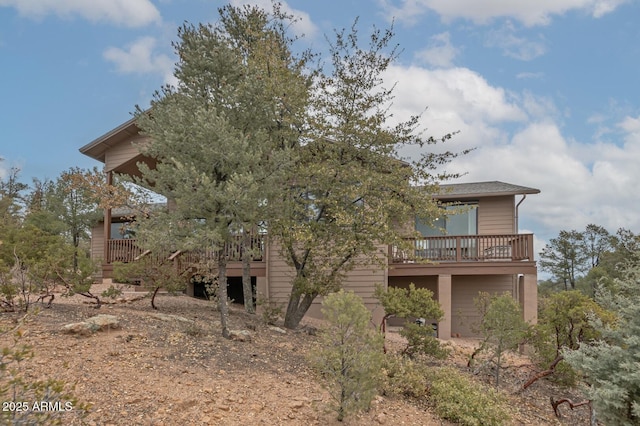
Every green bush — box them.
[381,354,429,398]
[427,366,510,426]
[311,290,384,421]
[400,322,450,360]
[256,294,283,325]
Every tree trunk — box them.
[241,229,255,314]
[283,291,317,329]
[217,253,230,339]
[150,286,160,310]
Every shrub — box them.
[427,366,510,426]
[311,290,384,421]
[381,353,429,398]
[256,294,283,325]
[1,316,89,424]
[400,322,450,360]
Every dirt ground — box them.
[1,284,594,425]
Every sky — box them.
[1,0,640,254]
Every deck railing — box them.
[106,233,266,265]
[390,234,534,263]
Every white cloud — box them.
[382,63,640,243]
[103,37,176,86]
[0,0,161,27]
[384,65,526,149]
[414,32,460,68]
[381,0,629,27]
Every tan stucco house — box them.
[80,117,540,338]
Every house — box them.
[80,117,539,338]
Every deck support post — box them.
[437,274,452,340]
[519,274,537,325]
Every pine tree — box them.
[564,259,640,425]
[311,290,384,421]
[134,3,309,337]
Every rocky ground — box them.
[0,285,594,425]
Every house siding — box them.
[91,223,105,280]
[266,241,388,322]
[478,196,515,234]
[104,136,147,172]
[451,274,515,337]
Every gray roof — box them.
[436,181,540,199]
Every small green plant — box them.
[381,353,429,398]
[101,284,123,299]
[1,315,89,425]
[427,366,510,426]
[256,294,283,325]
[469,292,529,387]
[182,318,206,338]
[311,290,384,421]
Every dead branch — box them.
[77,291,101,308]
[36,293,55,308]
[520,354,563,391]
[550,396,591,418]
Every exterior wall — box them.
[104,136,147,172]
[477,196,515,234]
[91,223,105,280]
[266,241,388,324]
[264,241,297,306]
[451,274,515,337]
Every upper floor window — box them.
[416,203,478,236]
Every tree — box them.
[134,3,309,337]
[273,21,465,329]
[373,283,445,357]
[523,290,614,390]
[311,290,384,421]
[540,230,587,290]
[581,224,614,269]
[564,258,640,426]
[113,254,186,310]
[469,292,529,387]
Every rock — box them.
[289,400,304,409]
[62,315,119,335]
[62,322,99,336]
[229,330,252,342]
[268,326,287,334]
[85,314,120,331]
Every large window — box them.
[416,203,478,236]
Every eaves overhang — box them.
[435,181,540,200]
[79,116,140,163]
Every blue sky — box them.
[1,0,640,252]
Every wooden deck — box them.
[390,234,534,263]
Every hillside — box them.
[0,287,592,425]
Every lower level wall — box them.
[389,274,516,337]
[450,275,515,337]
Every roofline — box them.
[79,116,140,163]
[435,181,541,200]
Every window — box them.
[110,222,134,239]
[416,203,478,236]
